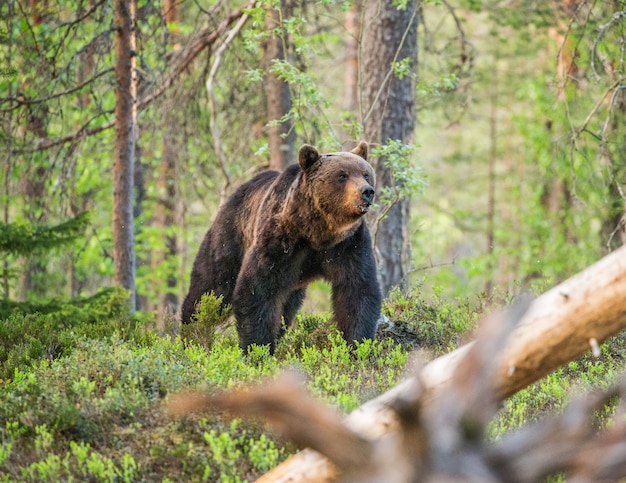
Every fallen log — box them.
[257,244,626,482]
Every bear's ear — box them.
[298,144,320,171]
[351,141,368,160]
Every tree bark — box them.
[343,3,360,113]
[112,0,137,312]
[485,46,498,295]
[151,0,181,323]
[257,243,626,481]
[19,0,49,300]
[361,0,418,295]
[263,0,295,170]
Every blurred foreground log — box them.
[168,245,626,482]
[260,244,626,482]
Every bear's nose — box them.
[361,187,375,204]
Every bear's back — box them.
[222,166,302,250]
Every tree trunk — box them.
[361,0,418,295]
[153,142,179,322]
[257,244,626,481]
[542,21,577,251]
[153,0,180,324]
[112,0,137,312]
[599,80,626,253]
[154,122,179,320]
[2,0,16,299]
[19,0,49,300]
[485,46,498,295]
[263,0,295,170]
[133,144,147,311]
[343,3,360,113]
[19,165,47,300]
[67,0,97,299]
[600,179,626,253]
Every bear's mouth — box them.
[358,202,372,214]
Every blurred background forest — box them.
[2,0,625,320]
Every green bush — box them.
[0,331,290,481]
[490,339,625,439]
[181,292,233,351]
[0,287,135,380]
[381,286,480,353]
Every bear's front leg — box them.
[325,228,382,345]
[232,245,298,354]
[331,276,381,344]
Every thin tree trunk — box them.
[257,244,626,481]
[67,0,97,298]
[543,20,577,250]
[3,0,16,299]
[153,0,180,324]
[20,0,49,300]
[485,47,498,295]
[601,179,626,253]
[263,0,295,170]
[600,85,626,253]
[361,0,419,295]
[20,165,47,300]
[155,122,178,319]
[113,0,137,312]
[343,3,360,113]
[133,144,146,311]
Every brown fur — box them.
[181,142,382,353]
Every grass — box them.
[490,334,626,438]
[0,290,624,481]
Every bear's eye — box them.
[338,173,349,183]
[364,173,371,183]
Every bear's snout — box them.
[361,186,375,204]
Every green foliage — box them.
[274,313,332,357]
[0,285,413,481]
[1,0,623,312]
[490,340,624,439]
[413,1,626,298]
[181,292,233,351]
[201,420,285,481]
[392,57,413,79]
[0,287,132,380]
[307,334,409,410]
[0,211,95,301]
[416,73,460,100]
[381,286,479,353]
[1,1,626,479]
[373,139,427,208]
[20,438,138,483]
[0,212,91,257]
[393,0,413,11]
[0,287,624,481]
[275,315,410,411]
[0,323,286,481]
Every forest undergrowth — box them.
[0,289,624,482]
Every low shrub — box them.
[0,287,136,380]
[380,286,481,353]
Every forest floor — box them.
[1,288,625,482]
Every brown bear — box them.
[181,142,382,354]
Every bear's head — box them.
[298,141,376,232]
